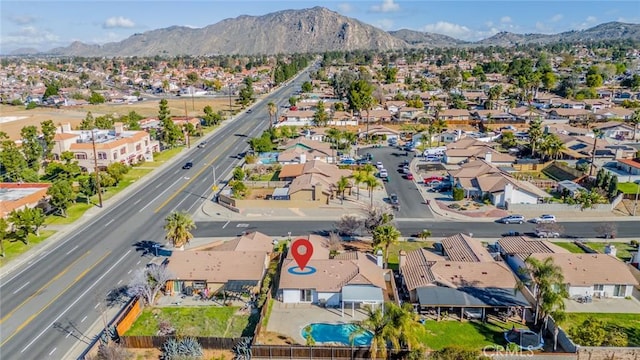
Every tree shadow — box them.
[106,286,131,307]
[133,240,166,257]
[53,319,92,345]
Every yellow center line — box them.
[153,134,241,213]
[0,251,111,347]
[0,250,91,325]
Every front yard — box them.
[0,230,56,267]
[126,306,256,338]
[563,313,640,346]
[387,240,434,270]
[419,319,528,350]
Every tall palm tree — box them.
[361,163,376,176]
[267,101,276,129]
[325,128,341,164]
[387,303,425,354]
[164,211,196,249]
[518,256,567,327]
[590,128,603,176]
[341,130,358,157]
[363,174,380,206]
[630,109,640,141]
[356,305,391,360]
[352,171,368,201]
[575,189,607,211]
[372,224,401,268]
[336,176,350,204]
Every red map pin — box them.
[291,238,313,271]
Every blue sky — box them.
[1,0,639,53]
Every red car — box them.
[405,173,414,180]
[424,176,444,184]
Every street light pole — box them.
[91,129,103,208]
[212,166,217,184]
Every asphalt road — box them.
[357,146,434,219]
[0,70,313,360]
[194,220,640,239]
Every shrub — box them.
[162,337,203,360]
[630,240,639,248]
[452,187,464,201]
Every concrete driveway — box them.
[358,147,434,219]
[564,296,640,313]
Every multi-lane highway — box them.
[0,70,312,360]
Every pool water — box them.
[302,323,372,346]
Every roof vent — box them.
[482,272,488,275]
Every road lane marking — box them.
[12,281,30,295]
[81,316,87,323]
[94,303,100,309]
[20,249,132,353]
[222,221,230,229]
[127,269,132,274]
[65,331,72,339]
[139,177,184,212]
[170,194,191,213]
[154,139,237,213]
[104,219,115,227]
[133,198,142,205]
[117,279,123,285]
[49,348,56,355]
[1,251,108,348]
[136,260,141,265]
[0,251,90,325]
[65,245,78,255]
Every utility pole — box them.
[228,85,233,119]
[633,181,640,216]
[91,129,103,208]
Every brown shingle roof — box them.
[498,236,568,255]
[206,231,274,253]
[529,253,639,286]
[166,250,268,283]
[430,261,519,289]
[441,233,493,262]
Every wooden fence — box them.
[251,345,410,359]
[253,252,284,341]
[116,296,142,336]
[121,335,242,349]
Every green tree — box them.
[528,118,543,158]
[247,133,274,153]
[363,174,380,206]
[372,225,401,268]
[569,317,607,346]
[452,187,464,201]
[21,125,43,171]
[237,77,254,106]
[352,171,368,200]
[499,131,517,149]
[542,71,557,91]
[288,96,298,107]
[78,175,97,203]
[158,99,181,148]
[40,120,57,160]
[232,167,245,181]
[88,91,106,104]
[8,208,36,244]
[47,180,76,217]
[1,139,28,182]
[43,83,59,99]
[0,217,9,257]
[347,80,374,137]
[79,111,95,130]
[313,100,329,127]
[123,111,143,130]
[202,105,222,126]
[575,190,607,211]
[607,176,618,199]
[301,81,313,93]
[230,180,248,199]
[336,176,350,204]
[267,101,277,129]
[164,211,195,248]
[106,162,129,185]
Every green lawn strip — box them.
[586,242,636,261]
[552,242,587,253]
[563,313,640,346]
[147,147,185,166]
[125,306,249,337]
[44,202,93,225]
[387,241,434,270]
[0,230,56,267]
[617,182,640,194]
[420,319,527,350]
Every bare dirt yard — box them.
[1,97,239,140]
[127,348,233,360]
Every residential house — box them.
[592,121,637,140]
[615,158,640,176]
[471,110,516,123]
[277,137,333,164]
[595,107,635,121]
[0,182,51,218]
[278,235,389,317]
[444,138,514,165]
[384,100,407,115]
[556,180,587,197]
[358,125,400,141]
[362,109,393,123]
[277,160,352,202]
[439,233,495,262]
[277,110,315,127]
[528,253,638,298]
[547,108,590,121]
[545,124,593,137]
[301,128,329,142]
[450,159,551,206]
[496,236,570,271]
[438,109,471,121]
[396,107,424,122]
[399,241,530,320]
[52,122,159,172]
[509,106,543,121]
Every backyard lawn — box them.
[420,319,528,350]
[564,313,640,346]
[0,230,56,267]
[617,182,640,195]
[552,242,587,254]
[387,240,435,270]
[126,306,254,338]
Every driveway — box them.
[358,146,434,219]
[564,296,640,313]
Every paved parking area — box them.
[264,301,369,344]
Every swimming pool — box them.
[302,323,372,346]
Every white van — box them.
[423,147,446,157]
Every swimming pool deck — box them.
[264,301,369,345]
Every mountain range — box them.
[18,7,640,57]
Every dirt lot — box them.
[1,97,240,140]
[127,348,233,360]
[246,188,275,200]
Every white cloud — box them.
[7,15,36,25]
[91,31,123,44]
[485,21,494,27]
[103,16,135,29]
[337,3,353,13]
[577,16,598,29]
[586,16,597,23]
[1,26,60,48]
[550,14,563,22]
[535,21,552,33]
[370,0,400,13]
[500,16,512,23]
[375,19,394,30]
[422,21,472,39]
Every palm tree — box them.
[352,171,368,201]
[432,119,447,146]
[164,211,196,249]
[361,163,376,176]
[336,176,350,204]
[518,256,568,328]
[341,130,358,157]
[528,118,543,158]
[630,109,640,141]
[372,224,401,268]
[590,128,603,176]
[417,229,432,241]
[356,305,390,360]
[363,174,380,206]
[574,190,607,211]
[267,101,276,129]
[325,128,341,164]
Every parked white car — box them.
[531,214,556,224]
[376,161,384,170]
[535,229,560,238]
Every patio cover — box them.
[342,285,384,303]
[417,287,530,308]
[222,280,259,294]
